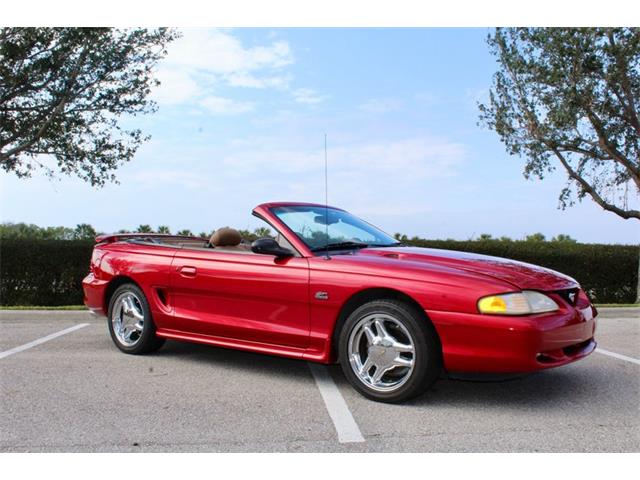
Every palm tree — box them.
[253,227,272,238]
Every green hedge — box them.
[0,238,637,306]
[402,239,638,304]
[1,239,93,306]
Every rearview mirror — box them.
[314,211,340,225]
[251,237,294,258]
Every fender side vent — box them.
[155,288,168,306]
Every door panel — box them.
[168,249,310,348]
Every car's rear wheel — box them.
[107,283,165,354]
[338,299,442,403]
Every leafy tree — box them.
[136,224,152,233]
[176,229,193,236]
[525,232,547,242]
[48,226,75,239]
[254,227,272,238]
[551,233,577,243]
[394,233,409,242]
[478,233,493,240]
[72,223,97,240]
[157,225,171,234]
[479,28,640,220]
[0,28,178,186]
[0,222,77,239]
[237,229,256,242]
[0,222,42,238]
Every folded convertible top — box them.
[95,233,202,244]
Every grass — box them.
[0,305,87,310]
[594,303,639,308]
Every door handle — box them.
[179,266,197,277]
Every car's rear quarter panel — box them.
[84,243,176,328]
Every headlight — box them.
[478,291,559,315]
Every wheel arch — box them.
[103,275,142,313]
[331,287,441,361]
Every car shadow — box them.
[149,340,615,410]
[413,370,586,408]
[151,340,314,385]
[325,361,617,411]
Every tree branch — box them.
[0,42,89,163]
[582,106,640,188]
[550,145,640,219]
[606,29,640,135]
[556,142,640,187]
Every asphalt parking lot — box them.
[1,308,638,452]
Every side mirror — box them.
[251,237,294,258]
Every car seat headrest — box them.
[210,227,242,247]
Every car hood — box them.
[356,246,579,291]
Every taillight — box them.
[90,250,105,275]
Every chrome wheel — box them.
[347,313,416,392]
[111,291,145,347]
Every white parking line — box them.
[0,323,90,360]
[595,347,640,366]
[308,363,365,443]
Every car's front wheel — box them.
[107,283,165,354]
[338,299,442,403]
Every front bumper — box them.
[428,304,597,373]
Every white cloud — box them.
[128,170,209,189]
[152,29,326,114]
[292,88,328,105]
[200,96,254,115]
[359,98,403,113]
[153,67,202,105]
[157,136,464,219]
[216,137,465,180]
[337,138,464,176]
[164,29,293,75]
[226,72,291,89]
[152,28,296,111]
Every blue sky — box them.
[1,28,638,244]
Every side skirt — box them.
[156,328,314,361]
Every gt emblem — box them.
[315,291,329,300]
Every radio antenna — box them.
[324,133,330,260]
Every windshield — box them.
[271,206,399,252]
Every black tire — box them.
[338,299,442,403]
[107,283,165,354]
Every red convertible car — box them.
[83,202,597,402]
